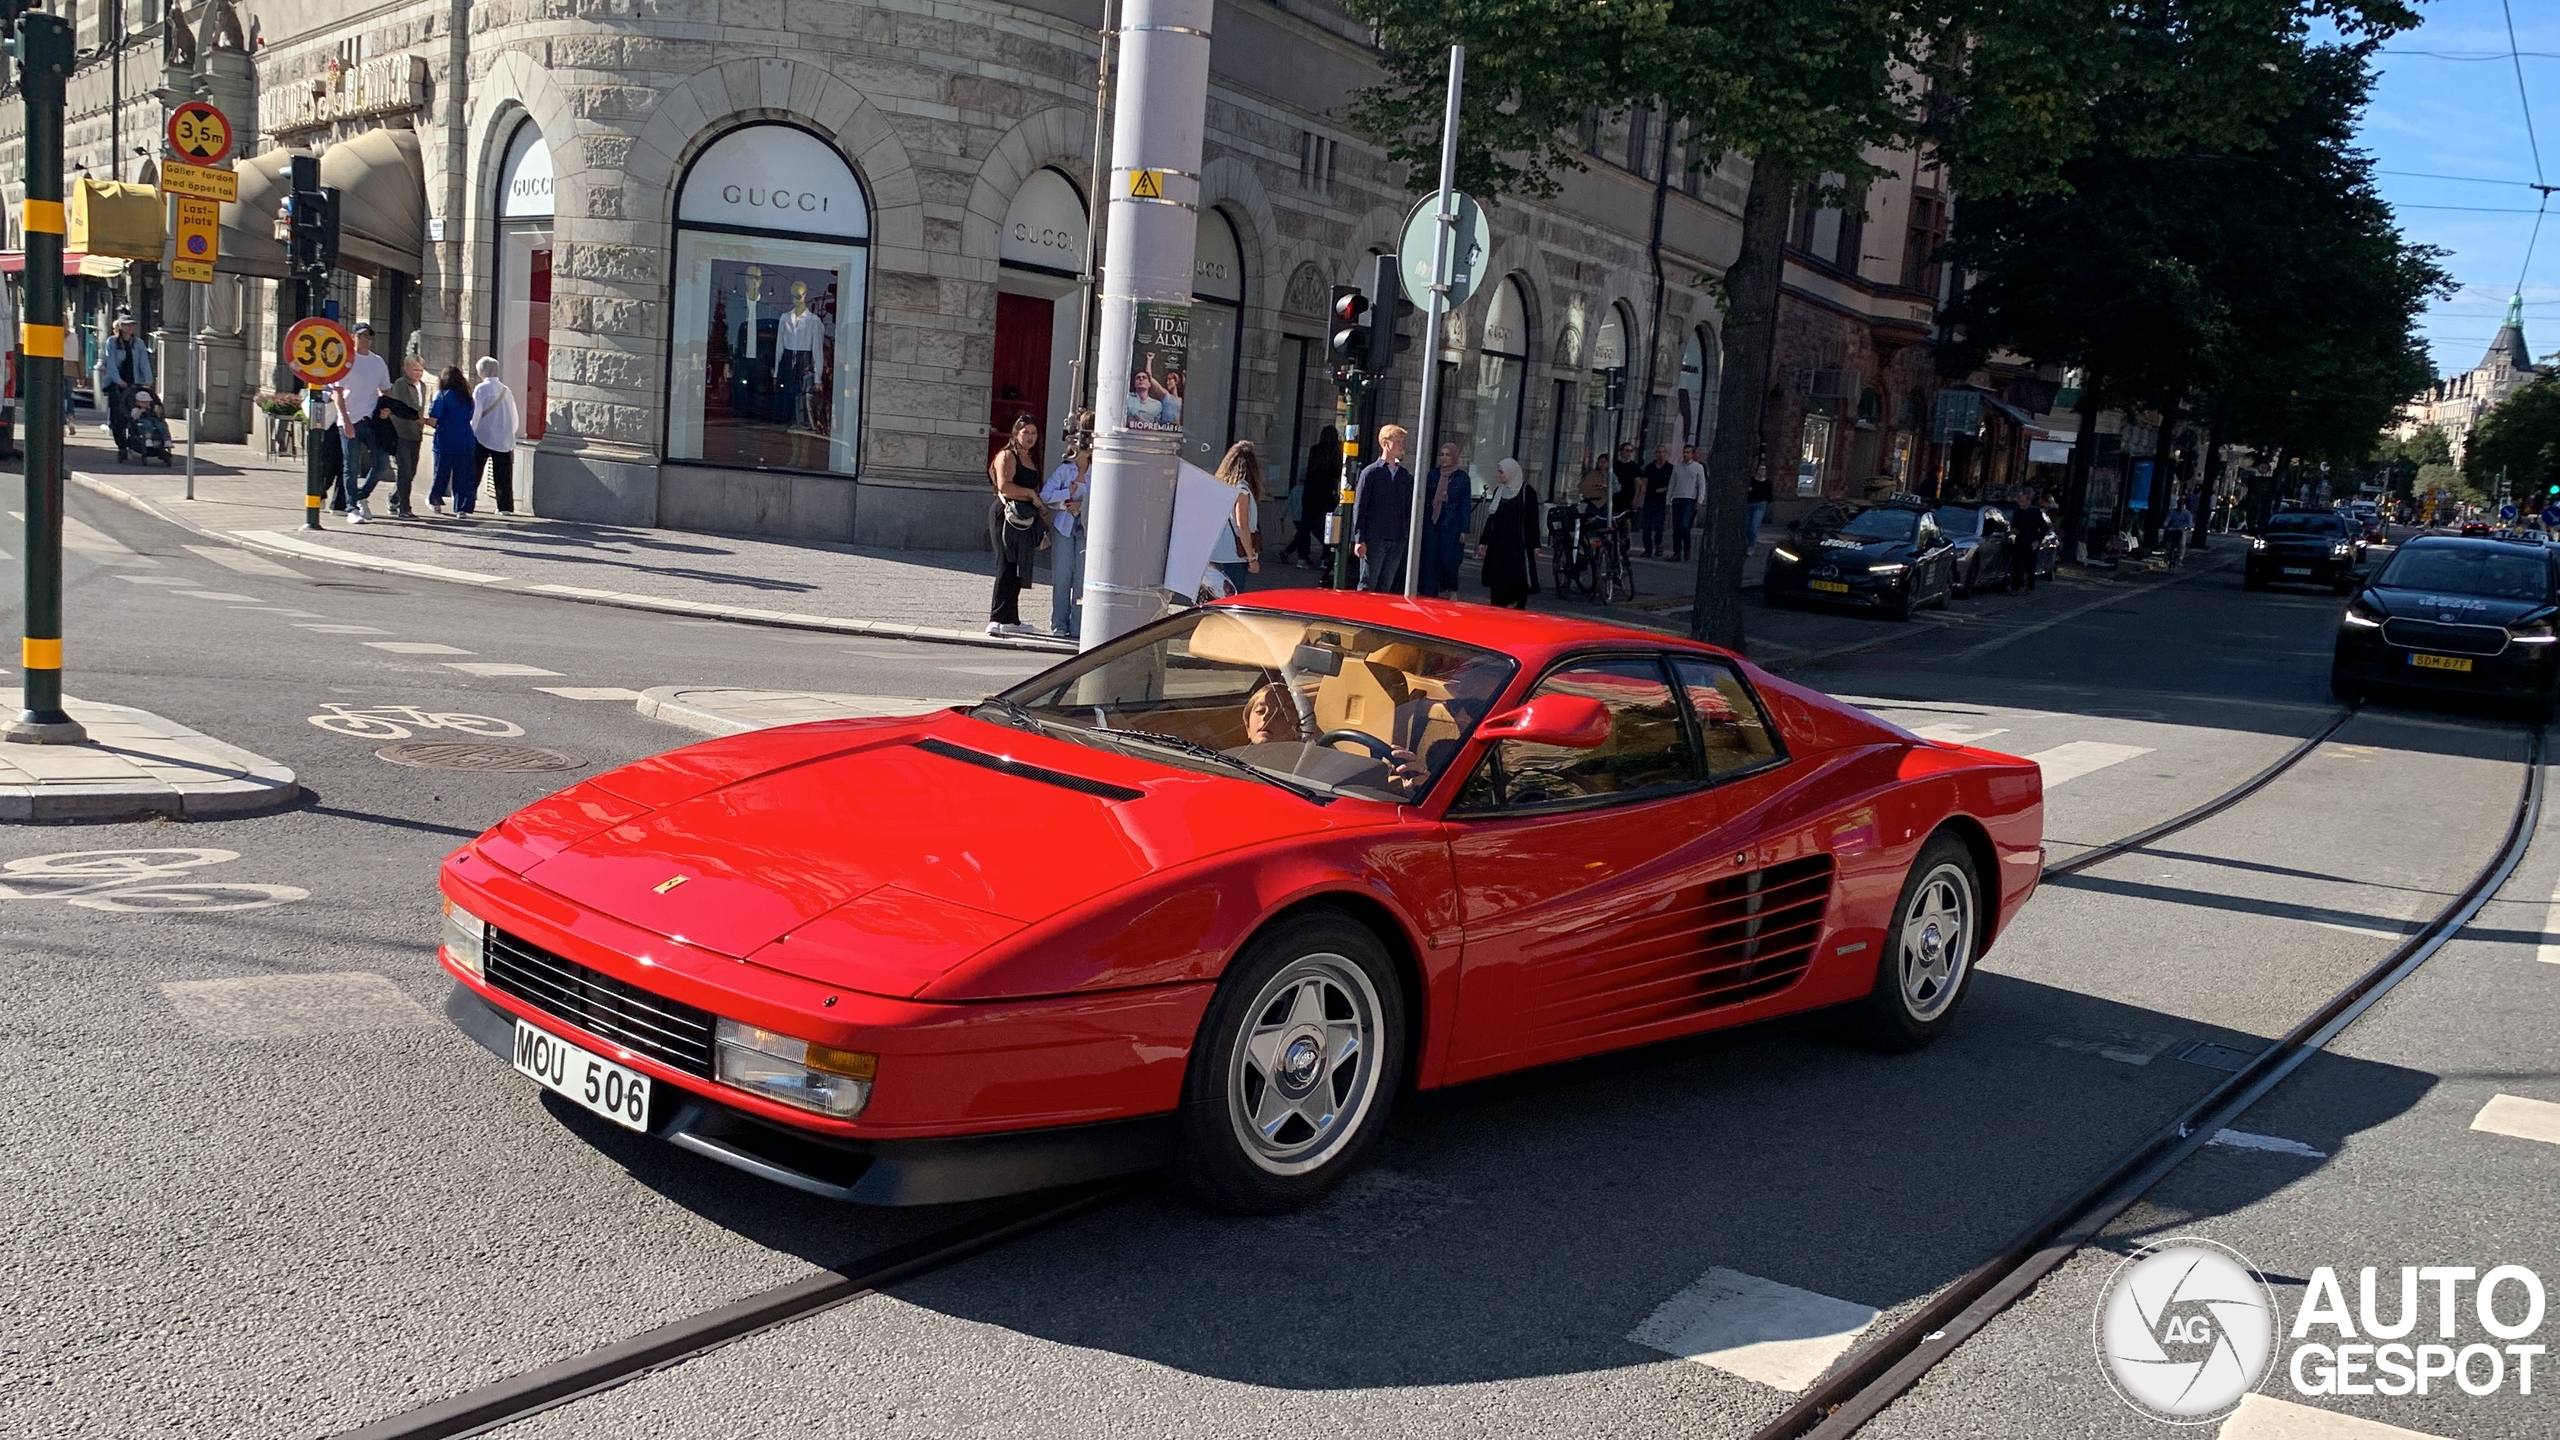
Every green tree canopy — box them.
[2465,374,2560,494]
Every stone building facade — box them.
[2409,300,2539,468]
[5,0,1974,549]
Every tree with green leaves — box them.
[2466,373,2560,500]
[1348,0,2418,647]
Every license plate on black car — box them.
[2409,653,2474,673]
[1811,580,1850,594]
[2281,567,2312,576]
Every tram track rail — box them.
[1749,723,2548,1440]
[331,702,2409,1440]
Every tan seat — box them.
[1313,660,1409,742]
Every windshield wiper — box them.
[1104,728,1319,798]
[971,695,1049,734]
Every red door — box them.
[990,292,1053,463]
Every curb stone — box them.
[0,698,301,823]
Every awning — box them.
[217,147,298,280]
[69,179,165,261]
[0,251,129,278]
[321,126,425,277]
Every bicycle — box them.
[1548,503,1595,598]
[1586,513,1636,606]
[307,703,525,740]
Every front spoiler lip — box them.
[446,984,1172,1206]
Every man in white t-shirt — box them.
[472,356,523,515]
[327,323,395,521]
[1668,443,1708,561]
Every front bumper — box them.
[2247,549,2355,584]
[2334,628,2560,700]
[448,984,1172,1205]
[1766,560,1910,609]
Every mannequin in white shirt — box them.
[775,280,824,428]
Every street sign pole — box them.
[1401,45,1463,598]
[184,278,202,500]
[8,12,85,745]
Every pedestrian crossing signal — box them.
[1330,286,1371,370]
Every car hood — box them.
[2366,586,2553,628]
[2260,531,2346,550]
[1796,533,1913,567]
[509,713,1368,997]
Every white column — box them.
[1078,0,1213,650]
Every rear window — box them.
[2377,546,2554,602]
[2264,514,2341,535]
[1933,507,1982,538]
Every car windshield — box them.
[2263,514,2340,535]
[988,607,1518,803]
[1836,509,1918,541]
[1933,507,1983,538]
[2377,546,2554,602]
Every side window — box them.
[1670,657,1784,780]
[1476,657,1696,808]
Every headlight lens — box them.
[1770,547,1799,564]
[2511,621,2559,646]
[1867,562,1908,577]
[440,897,487,978]
[2341,599,2384,630]
[2250,536,2267,550]
[2331,542,2352,557]
[715,1018,877,1119]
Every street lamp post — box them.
[8,10,87,745]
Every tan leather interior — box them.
[1313,660,1411,739]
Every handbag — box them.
[1004,497,1040,529]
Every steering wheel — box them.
[1316,728,1397,760]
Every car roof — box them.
[1219,588,1733,664]
[2394,534,2553,555]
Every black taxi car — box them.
[2245,508,2362,593]
[2331,535,2560,719]
[1764,496,1957,620]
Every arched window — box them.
[1181,208,1245,471]
[493,120,553,442]
[1469,277,1531,492]
[1677,326,1720,456]
[1586,304,1635,470]
[666,124,870,476]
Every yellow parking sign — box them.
[171,197,220,283]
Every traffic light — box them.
[287,154,339,277]
[1330,285,1372,370]
[1368,252,1413,375]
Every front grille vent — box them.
[2381,618,2508,657]
[485,929,717,1077]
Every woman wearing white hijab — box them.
[1476,457,1538,609]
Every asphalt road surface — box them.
[5,499,2552,1440]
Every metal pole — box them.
[1065,0,1119,425]
[1402,45,1463,597]
[1077,0,1213,650]
[184,279,202,499]
[9,14,84,744]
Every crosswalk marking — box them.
[13,510,159,567]
[115,575,191,584]
[294,624,390,634]
[2218,1393,2447,1438]
[444,662,562,677]
[2024,740,2153,787]
[1910,723,2011,746]
[537,687,644,701]
[2470,1092,2560,1146]
[173,590,260,603]
[2207,1128,2328,1159]
[2538,868,2560,966]
[184,544,304,577]
[1627,1267,1877,1392]
[364,641,472,655]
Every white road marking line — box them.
[295,624,390,634]
[114,574,193,584]
[942,664,1049,677]
[444,662,563,677]
[173,590,261,602]
[364,641,473,655]
[2218,1392,2448,1438]
[14,510,157,566]
[2044,1030,2183,1066]
[233,608,323,617]
[232,529,506,583]
[1909,723,2012,746]
[2207,1129,2328,1159]
[159,973,435,1039]
[2024,740,2153,787]
[1629,1268,1878,1392]
[537,686,644,701]
[183,544,304,577]
[2537,867,2560,966]
[1952,576,2203,662]
[2470,1093,2560,1146]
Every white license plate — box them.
[512,1018,651,1131]
[2281,566,2312,576]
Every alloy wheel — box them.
[1226,954,1385,1176]
[1897,861,1974,1021]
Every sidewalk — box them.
[0,698,299,822]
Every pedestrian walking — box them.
[2164,494,2193,566]
[2008,491,2050,591]
[1418,441,1472,597]
[327,323,394,521]
[383,357,428,518]
[1610,443,1642,522]
[426,366,481,516]
[1477,458,1539,609]
[1668,444,1707,561]
[1210,440,1267,594]
[304,384,342,515]
[471,358,521,515]
[1039,411,1094,640]
[96,309,153,462]
[1638,444,1673,557]
[1353,424,1414,593]
[1288,425,1337,568]
[986,414,1045,635]
[1745,463,1772,552]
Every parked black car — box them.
[2244,509,2361,593]
[2331,535,2560,720]
[1765,497,1958,620]
[1935,502,2017,597]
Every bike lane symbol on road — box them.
[308,703,524,740]
[0,849,307,913]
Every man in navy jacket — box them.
[1352,423,1414,593]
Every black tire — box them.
[1170,909,1405,1214]
[1762,579,1790,609]
[1853,832,1982,1051]
[1887,590,1914,622]
[2330,670,2364,705]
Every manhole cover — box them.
[374,742,585,772]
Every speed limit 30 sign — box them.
[282,317,353,387]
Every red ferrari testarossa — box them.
[439,591,2042,1212]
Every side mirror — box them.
[1477,694,1612,749]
